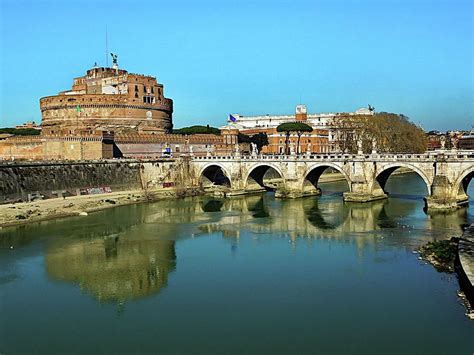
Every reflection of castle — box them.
[46,234,176,303]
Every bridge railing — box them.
[191,151,474,161]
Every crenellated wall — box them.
[0,135,113,161]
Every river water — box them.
[1,173,473,354]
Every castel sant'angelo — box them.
[0,57,238,160]
[40,61,173,136]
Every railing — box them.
[191,151,474,161]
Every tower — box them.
[295,104,308,121]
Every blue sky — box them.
[1,0,473,130]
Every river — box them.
[1,172,473,354]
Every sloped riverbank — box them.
[0,187,202,228]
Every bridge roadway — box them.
[190,150,474,210]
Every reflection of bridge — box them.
[191,151,474,210]
[191,194,470,244]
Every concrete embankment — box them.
[458,224,474,310]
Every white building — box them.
[226,105,373,130]
[223,105,373,152]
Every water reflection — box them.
[45,235,176,304]
[1,174,472,307]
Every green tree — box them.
[251,132,269,153]
[238,132,269,153]
[172,125,220,135]
[276,122,313,154]
[0,128,41,136]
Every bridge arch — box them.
[301,162,352,194]
[374,163,432,196]
[454,166,474,201]
[199,163,232,188]
[244,163,285,191]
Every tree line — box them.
[0,128,41,136]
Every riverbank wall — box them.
[0,158,204,227]
[457,224,474,308]
[0,159,195,204]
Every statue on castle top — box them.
[111,53,118,64]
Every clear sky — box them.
[1,0,473,130]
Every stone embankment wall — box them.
[458,224,474,307]
[0,159,190,203]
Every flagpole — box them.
[105,25,108,67]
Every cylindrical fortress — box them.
[40,66,173,135]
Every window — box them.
[151,87,154,93]
[135,93,138,98]
[143,86,146,93]
[135,85,138,92]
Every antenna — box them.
[105,25,109,67]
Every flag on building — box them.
[229,114,237,123]
[76,105,81,113]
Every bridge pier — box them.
[343,180,388,203]
[274,179,318,198]
[424,175,465,210]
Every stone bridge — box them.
[190,151,474,210]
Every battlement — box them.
[114,133,224,144]
[40,94,173,110]
[86,67,128,78]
